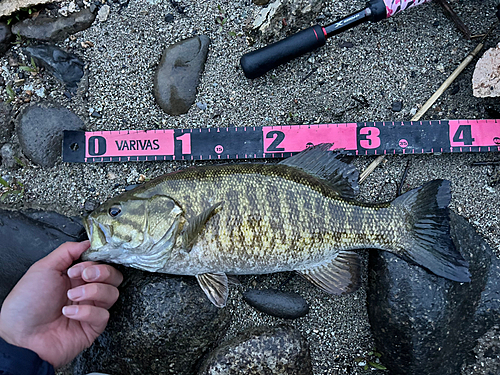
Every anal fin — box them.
[297,251,361,295]
[196,272,229,308]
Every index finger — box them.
[68,262,124,288]
[35,241,91,272]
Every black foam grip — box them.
[240,25,326,79]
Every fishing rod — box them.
[240,0,432,79]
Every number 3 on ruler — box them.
[176,133,191,154]
[358,127,381,149]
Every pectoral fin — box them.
[196,272,229,308]
[182,202,223,251]
[297,251,361,295]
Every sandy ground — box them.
[1,0,499,373]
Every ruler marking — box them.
[64,119,500,163]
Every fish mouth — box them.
[81,216,114,260]
[83,215,92,240]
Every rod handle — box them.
[240,25,326,79]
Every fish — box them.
[82,144,471,307]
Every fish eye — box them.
[108,205,122,217]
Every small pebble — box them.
[164,13,174,22]
[392,101,403,112]
[196,102,207,110]
[98,4,110,22]
[84,199,98,212]
[338,41,354,48]
[450,84,460,95]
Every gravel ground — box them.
[1,0,500,374]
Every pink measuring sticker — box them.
[449,120,500,147]
[262,123,357,153]
[85,130,175,158]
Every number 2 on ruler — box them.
[176,133,191,154]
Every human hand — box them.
[0,241,123,368]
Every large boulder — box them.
[70,270,231,375]
[367,212,500,374]
[0,209,86,305]
[16,102,85,167]
[197,325,313,375]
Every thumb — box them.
[36,241,91,272]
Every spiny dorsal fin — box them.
[297,251,361,295]
[196,272,229,308]
[279,144,359,199]
[182,202,223,251]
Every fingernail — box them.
[62,305,79,316]
[83,266,99,281]
[67,265,83,278]
[67,288,83,300]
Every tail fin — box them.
[392,179,471,282]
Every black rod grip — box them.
[240,25,326,79]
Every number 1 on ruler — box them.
[176,133,191,154]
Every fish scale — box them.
[83,145,471,307]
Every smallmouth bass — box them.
[82,145,470,307]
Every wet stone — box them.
[153,35,210,115]
[198,325,313,375]
[0,209,86,305]
[70,269,231,375]
[367,211,500,375]
[243,288,310,319]
[11,9,96,42]
[25,44,85,89]
[16,102,85,167]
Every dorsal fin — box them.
[279,144,359,199]
[297,251,361,295]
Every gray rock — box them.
[24,44,84,89]
[11,9,96,42]
[243,288,310,319]
[1,143,16,169]
[367,211,500,375]
[245,0,323,42]
[198,325,313,375]
[154,35,210,115]
[0,101,13,143]
[97,4,110,22]
[70,270,231,375]
[0,22,13,55]
[16,102,85,167]
[0,209,86,305]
